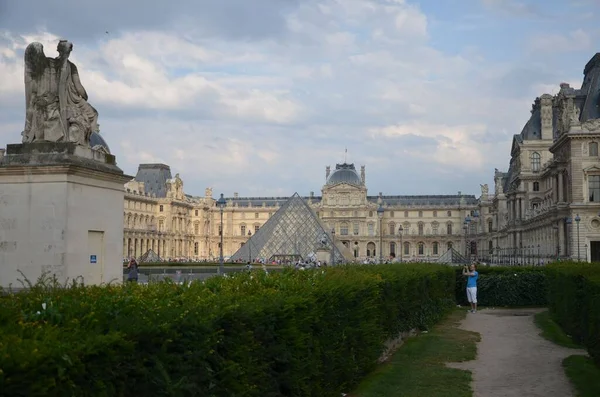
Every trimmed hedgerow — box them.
[546,262,600,367]
[455,266,548,307]
[0,264,454,397]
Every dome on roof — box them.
[90,132,110,154]
[326,163,362,186]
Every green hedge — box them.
[547,262,600,367]
[455,266,548,307]
[0,264,454,396]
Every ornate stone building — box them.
[122,162,480,262]
[478,52,600,263]
[122,52,600,264]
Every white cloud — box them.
[1,0,596,196]
[527,29,592,53]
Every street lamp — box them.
[330,228,335,266]
[247,230,252,263]
[552,223,559,261]
[575,214,581,261]
[377,204,384,264]
[398,225,404,263]
[216,193,227,275]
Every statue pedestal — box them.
[0,142,131,288]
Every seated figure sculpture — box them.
[22,40,98,146]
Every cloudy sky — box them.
[0,0,598,198]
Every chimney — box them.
[540,94,553,140]
[326,166,330,180]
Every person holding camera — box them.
[463,263,479,313]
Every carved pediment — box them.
[583,165,600,174]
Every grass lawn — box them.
[533,311,581,349]
[534,310,600,396]
[563,355,600,397]
[350,309,480,397]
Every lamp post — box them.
[398,225,404,263]
[377,204,384,264]
[575,214,581,261]
[552,223,559,261]
[473,211,479,261]
[217,193,227,275]
[566,217,572,259]
[330,228,335,266]
[464,215,471,261]
[247,230,252,263]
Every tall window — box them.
[418,222,424,235]
[254,225,259,233]
[390,242,396,255]
[194,223,199,234]
[590,142,599,156]
[589,175,600,202]
[368,223,375,236]
[194,242,198,255]
[418,242,424,255]
[433,242,439,255]
[340,223,349,236]
[533,182,540,192]
[488,240,493,254]
[403,242,410,255]
[447,222,453,235]
[195,210,198,216]
[447,242,453,249]
[240,225,246,236]
[159,205,164,212]
[531,152,541,172]
[447,211,452,217]
[389,223,395,235]
[353,222,359,235]
[488,220,493,233]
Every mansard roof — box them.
[134,164,172,198]
[370,195,478,206]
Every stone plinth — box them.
[0,142,132,288]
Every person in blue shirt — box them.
[463,263,479,313]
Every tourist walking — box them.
[463,263,479,313]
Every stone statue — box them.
[22,40,98,146]
[480,184,489,197]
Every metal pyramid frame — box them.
[230,193,345,264]
[436,248,469,265]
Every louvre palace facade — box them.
[123,52,600,263]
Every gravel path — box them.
[447,308,587,397]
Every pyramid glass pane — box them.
[231,193,344,264]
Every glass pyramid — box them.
[230,193,345,264]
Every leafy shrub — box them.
[546,262,600,367]
[454,266,548,307]
[0,264,454,397]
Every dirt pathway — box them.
[447,308,587,397]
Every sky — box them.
[0,0,599,198]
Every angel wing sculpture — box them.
[22,40,99,146]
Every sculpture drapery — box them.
[22,40,98,146]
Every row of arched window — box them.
[360,241,454,257]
